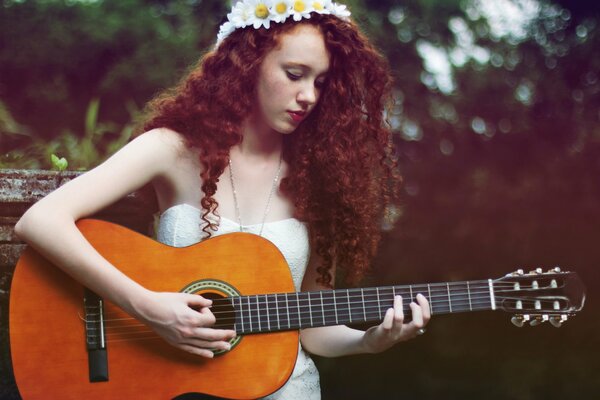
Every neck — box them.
[235,117,282,161]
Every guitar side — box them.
[9,219,299,400]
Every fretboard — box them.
[212,280,495,335]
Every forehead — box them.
[267,25,330,75]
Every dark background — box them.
[1,0,599,398]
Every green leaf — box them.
[85,98,100,138]
[51,154,68,171]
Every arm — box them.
[299,252,431,358]
[14,129,235,357]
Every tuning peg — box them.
[549,315,568,328]
[511,315,525,327]
[529,268,543,274]
[548,266,562,273]
[529,316,544,326]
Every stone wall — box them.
[0,169,157,399]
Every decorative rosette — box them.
[216,0,351,46]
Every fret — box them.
[308,292,314,327]
[447,283,452,313]
[427,284,433,315]
[320,291,325,325]
[246,296,253,332]
[285,292,291,330]
[264,294,271,332]
[409,285,414,301]
[237,296,244,333]
[333,290,339,324]
[296,293,303,328]
[360,289,366,321]
[256,295,262,332]
[376,287,382,319]
[467,281,472,311]
[347,289,352,323]
[275,293,281,330]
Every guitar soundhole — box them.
[202,292,236,331]
[181,279,242,355]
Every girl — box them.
[15,1,430,398]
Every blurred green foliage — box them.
[1,0,599,399]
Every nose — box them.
[296,83,317,107]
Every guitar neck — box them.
[214,279,495,334]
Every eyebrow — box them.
[285,62,329,77]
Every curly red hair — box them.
[142,14,399,287]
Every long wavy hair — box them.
[142,13,400,287]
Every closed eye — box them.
[286,71,302,81]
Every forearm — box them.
[299,324,372,357]
[15,207,150,316]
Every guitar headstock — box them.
[493,267,585,327]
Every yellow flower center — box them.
[255,4,269,19]
[275,2,287,14]
[313,2,323,11]
[294,1,306,13]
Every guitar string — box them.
[98,300,497,342]
[84,284,548,320]
[86,288,561,326]
[91,296,555,341]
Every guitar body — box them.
[10,219,298,400]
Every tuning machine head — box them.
[511,314,568,328]
[549,314,568,328]
[511,314,529,327]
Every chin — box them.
[272,123,297,135]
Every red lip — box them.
[287,110,306,122]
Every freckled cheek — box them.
[262,78,291,113]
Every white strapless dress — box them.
[157,203,321,400]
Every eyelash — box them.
[286,72,325,88]
[286,71,302,81]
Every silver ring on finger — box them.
[416,328,426,335]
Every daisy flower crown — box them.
[216,0,351,46]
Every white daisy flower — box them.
[312,0,332,15]
[217,21,235,43]
[247,0,274,29]
[270,0,293,23]
[228,1,255,28]
[331,2,351,20]
[216,0,352,46]
[290,0,314,21]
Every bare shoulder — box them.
[139,129,202,211]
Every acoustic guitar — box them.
[9,219,585,399]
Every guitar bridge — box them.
[84,289,109,382]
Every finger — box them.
[185,293,213,308]
[393,295,404,326]
[409,301,424,329]
[194,327,237,341]
[183,338,232,352]
[416,293,431,322]
[382,307,394,330]
[197,307,217,325]
[179,344,215,358]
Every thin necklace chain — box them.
[228,154,283,237]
